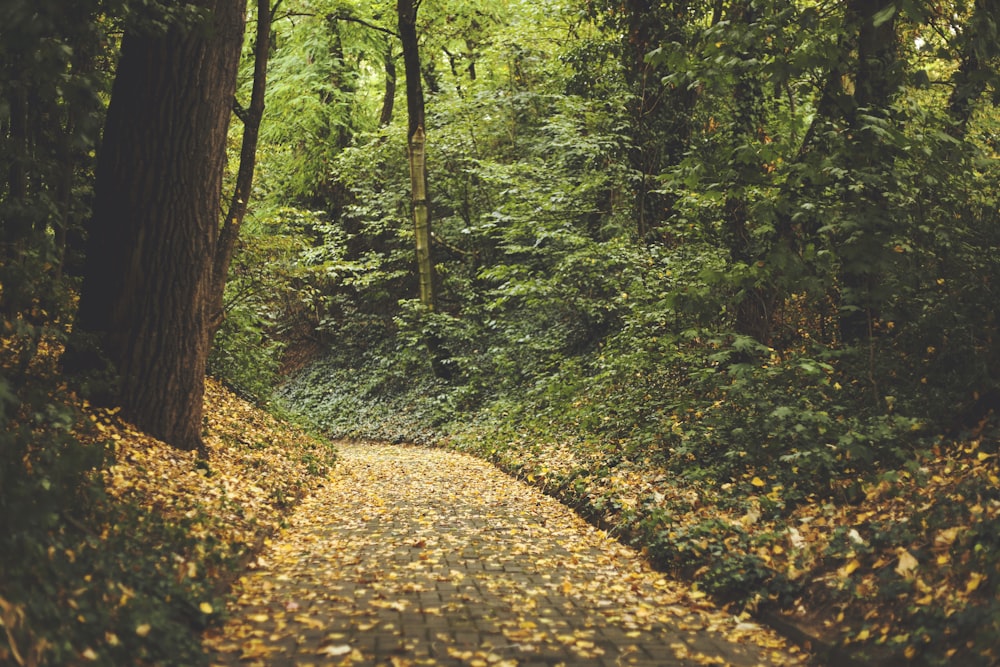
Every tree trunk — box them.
[398,0,454,380]
[379,40,397,127]
[3,84,29,263]
[408,126,435,309]
[838,0,899,344]
[398,0,436,311]
[621,0,698,240]
[72,0,246,452]
[210,0,275,341]
[723,0,772,343]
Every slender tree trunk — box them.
[72,0,247,452]
[398,0,454,380]
[398,0,435,311]
[4,84,29,261]
[838,0,899,344]
[623,0,657,239]
[210,0,276,341]
[621,0,698,240]
[723,1,773,343]
[379,40,397,127]
[408,126,435,309]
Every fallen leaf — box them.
[895,550,918,577]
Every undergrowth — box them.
[277,324,1000,666]
[1,318,335,666]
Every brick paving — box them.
[204,442,807,666]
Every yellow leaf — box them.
[856,628,870,641]
[751,476,766,487]
[935,527,960,548]
[82,648,99,661]
[966,572,984,594]
[199,602,214,614]
[295,615,325,630]
[895,550,918,577]
[135,624,151,637]
[840,558,861,577]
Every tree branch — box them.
[328,12,398,38]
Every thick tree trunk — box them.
[210,0,275,341]
[73,0,246,452]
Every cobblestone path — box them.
[204,442,808,666]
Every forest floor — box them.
[447,430,1000,666]
[6,358,995,666]
[202,441,806,666]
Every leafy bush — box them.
[209,302,283,403]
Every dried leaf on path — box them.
[205,442,806,666]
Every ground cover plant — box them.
[0,321,335,666]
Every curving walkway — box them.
[204,442,808,666]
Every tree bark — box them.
[723,0,773,343]
[210,0,275,341]
[620,0,698,240]
[398,0,454,380]
[398,0,436,311]
[3,84,29,263]
[838,0,899,344]
[379,39,397,127]
[73,0,247,452]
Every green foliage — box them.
[209,302,283,403]
[218,2,1000,663]
[277,337,456,444]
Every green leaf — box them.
[872,5,897,28]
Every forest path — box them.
[203,442,807,667]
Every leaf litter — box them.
[466,433,1000,664]
[204,442,807,666]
